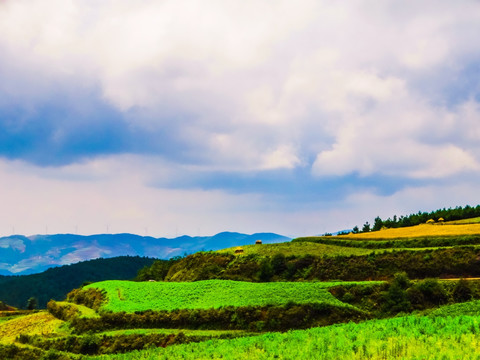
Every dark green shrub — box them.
[415,278,448,305]
[453,279,473,302]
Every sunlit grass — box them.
[0,311,64,343]
[218,241,374,257]
[341,223,480,239]
[85,315,480,360]
[85,280,363,313]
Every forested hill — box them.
[356,205,480,233]
[0,256,156,309]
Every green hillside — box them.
[85,314,480,360]
[85,279,368,313]
[0,256,156,309]
[4,211,480,359]
[218,241,375,257]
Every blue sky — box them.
[1,0,480,238]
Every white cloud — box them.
[1,1,480,236]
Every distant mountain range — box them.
[0,232,290,275]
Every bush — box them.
[453,279,473,302]
[415,279,448,306]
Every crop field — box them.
[218,241,375,257]
[86,315,480,360]
[446,217,480,225]
[0,312,64,343]
[341,223,480,239]
[428,300,480,317]
[220,237,468,258]
[85,280,363,313]
[295,234,480,250]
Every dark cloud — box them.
[150,165,427,208]
[0,87,202,166]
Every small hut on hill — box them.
[234,246,244,254]
[438,218,445,223]
[255,240,262,245]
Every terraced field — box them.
[85,279,369,313]
[86,313,480,360]
[0,312,64,343]
[218,241,375,257]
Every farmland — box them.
[4,210,480,358]
[339,223,480,239]
[0,312,64,343]
[218,241,375,257]
[85,314,480,360]
[84,279,367,312]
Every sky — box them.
[1,0,480,238]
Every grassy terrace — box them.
[217,241,376,257]
[85,280,379,313]
[0,312,64,343]
[86,313,480,360]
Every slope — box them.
[0,256,155,309]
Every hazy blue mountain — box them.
[0,232,290,275]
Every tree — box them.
[362,222,371,232]
[258,259,274,282]
[271,253,286,275]
[383,272,411,314]
[26,297,38,310]
[372,216,383,231]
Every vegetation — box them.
[0,256,156,309]
[85,315,480,360]
[428,299,480,317]
[356,204,480,232]
[294,234,480,248]
[159,247,480,282]
[4,207,480,358]
[343,223,480,239]
[218,241,374,257]
[0,312,64,343]
[84,280,358,313]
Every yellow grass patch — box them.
[0,311,64,343]
[342,223,480,239]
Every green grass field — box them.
[446,217,480,225]
[85,280,369,313]
[86,314,480,360]
[428,299,480,317]
[218,241,375,257]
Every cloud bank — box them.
[1,0,480,237]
